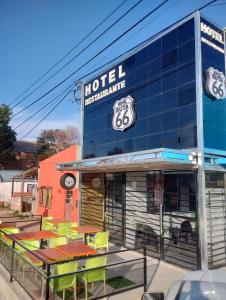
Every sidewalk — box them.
[0,263,30,300]
[109,260,188,300]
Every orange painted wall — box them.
[37,145,79,221]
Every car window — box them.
[177,281,226,299]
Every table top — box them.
[48,219,72,225]
[56,242,97,257]
[73,226,102,234]
[8,230,60,241]
[0,224,15,229]
[24,247,71,264]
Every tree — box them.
[37,126,80,160]
[0,104,17,169]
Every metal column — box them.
[195,12,208,270]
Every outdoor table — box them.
[56,242,97,257]
[24,247,72,265]
[72,226,102,244]
[8,230,59,241]
[24,243,96,265]
[0,224,15,229]
[48,219,72,225]
[7,230,60,248]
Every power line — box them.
[21,90,71,140]
[10,0,142,110]
[9,0,129,108]
[0,92,71,159]
[2,0,219,145]
[11,53,136,133]
[10,0,169,121]
[13,83,74,131]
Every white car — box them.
[142,270,226,300]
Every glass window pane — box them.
[148,114,162,134]
[179,126,197,148]
[147,39,161,61]
[162,29,178,54]
[147,57,162,81]
[136,65,147,85]
[178,63,195,86]
[147,133,162,148]
[178,18,194,45]
[135,85,148,102]
[135,118,147,135]
[136,100,147,120]
[178,40,195,66]
[148,80,161,97]
[124,55,135,73]
[162,129,179,148]
[162,89,178,111]
[178,82,196,106]
[163,109,178,130]
[134,136,148,151]
[179,103,196,128]
[147,95,162,116]
[135,48,147,67]
[162,49,177,73]
[162,71,177,92]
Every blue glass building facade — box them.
[58,12,226,270]
[83,18,197,159]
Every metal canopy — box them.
[57,148,197,172]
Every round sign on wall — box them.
[92,177,101,188]
[60,173,76,190]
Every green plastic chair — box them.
[88,231,109,252]
[81,256,107,300]
[42,217,54,231]
[68,222,78,228]
[1,228,20,246]
[16,240,40,253]
[50,261,78,300]
[15,240,41,280]
[48,237,67,248]
[1,228,20,259]
[67,229,84,242]
[56,223,69,236]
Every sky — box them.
[0,0,226,141]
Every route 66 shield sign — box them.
[206,67,226,100]
[112,95,136,131]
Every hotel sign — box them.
[84,65,126,106]
[206,67,226,100]
[201,22,224,54]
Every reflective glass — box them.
[83,17,196,159]
[178,62,195,86]
[163,110,178,131]
[179,103,196,128]
[162,29,177,54]
[201,17,226,151]
[148,114,162,134]
[178,82,196,106]
[147,39,161,61]
[162,89,178,111]
[178,18,194,45]
[162,49,177,73]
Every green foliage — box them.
[0,104,17,169]
[36,127,80,160]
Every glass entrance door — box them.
[105,173,126,246]
[162,170,199,269]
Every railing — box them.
[206,191,226,269]
[0,229,147,300]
